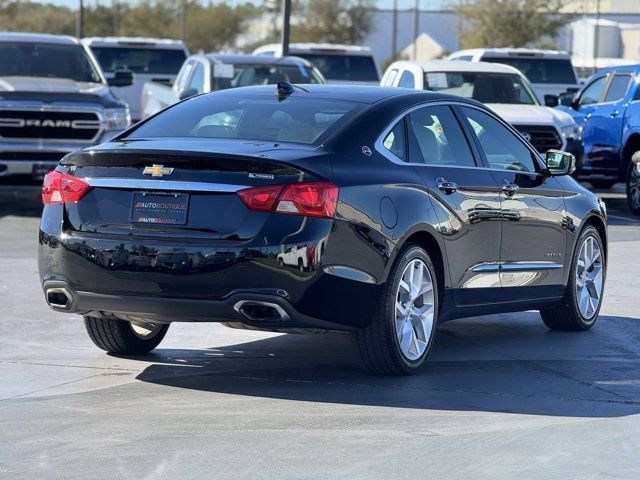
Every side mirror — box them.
[178,87,198,101]
[558,91,576,108]
[545,149,576,176]
[107,70,134,87]
[544,94,559,107]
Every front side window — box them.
[407,105,475,166]
[382,121,405,161]
[0,42,101,83]
[127,95,363,145]
[423,71,537,105]
[176,61,194,91]
[461,107,537,173]
[398,70,415,89]
[604,74,632,103]
[578,76,607,106]
[188,63,205,93]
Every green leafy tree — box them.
[454,0,572,49]
[293,0,375,45]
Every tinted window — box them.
[91,47,186,74]
[461,107,537,172]
[382,121,405,161]
[212,63,322,91]
[188,63,205,93]
[0,42,101,83]
[407,105,475,166]
[604,74,632,103]
[398,70,415,89]
[579,76,607,106]
[296,54,379,82]
[482,57,577,84]
[424,72,537,105]
[127,95,363,145]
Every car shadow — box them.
[134,313,640,418]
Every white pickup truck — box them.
[82,37,188,122]
[140,53,324,119]
[381,60,581,156]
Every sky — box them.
[38,0,451,10]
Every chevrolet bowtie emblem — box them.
[143,164,174,177]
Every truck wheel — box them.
[626,155,640,215]
[540,226,605,331]
[84,316,169,354]
[355,245,439,375]
[590,180,616,190]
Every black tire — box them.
[626,154,640,215]
[540,226,605,331]
[589,180,616,190]
[355,245,439,375]
[84,316,169,354]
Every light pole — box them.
[281,0,291,57]
[179,0,187,42]
[391,0,397,60]
[76,0,84,39]
[412,0,419,61]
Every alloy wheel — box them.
[395,259,435,361]
[575,235,604,320]
[628,163,640,209]
[129,321,164,339]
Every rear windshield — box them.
[481,57,577,84]
[0,42,102,83]
[424,71,538,105]
[127,94,363,145]
[296,53,379,82]
[212,63,323,90]
[90,47,187,74]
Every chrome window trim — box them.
[373,100,545,172]
[83,178,247,193]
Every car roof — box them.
[200,53,315,68]
[0,31,80,45]
[82,37,186,48]
[208,84,478,105]
[254,43,373,55]
[452,48,572,59]
[389,60,522,75]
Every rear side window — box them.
[90,47,186,74]
[407,105,475,166]
[398,70,415,89]
[604,74,632,103]
[127,95,364,145]
[382,121,405,161]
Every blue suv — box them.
[556,64,640,214]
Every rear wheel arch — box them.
[622,133,640,177]
[581,215,608,260]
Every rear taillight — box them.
[238,182,338,219]
[42,171,91,205]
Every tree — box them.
[454,0,572,49]
[293,0,375,45]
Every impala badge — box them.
[143,164,174,177]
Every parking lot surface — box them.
[1,185,639,479]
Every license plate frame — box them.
[129,191,190,226]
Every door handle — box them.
[437,178,458,194]
[502,181,519,197]
[585,113,592,119]
[610,110,619,117]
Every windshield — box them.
[212,63,323,90]
[127,95,363,145]
[423,71,538,105]
[0,42,102,83]
[296,53,379,82]
[481,57,577,84]
[91,47,186,75]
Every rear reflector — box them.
[238,182,338,219]
[42,170,91,205]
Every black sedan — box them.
[38,83,607,375]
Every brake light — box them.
[238,182,338,219]
[42,171,91,205]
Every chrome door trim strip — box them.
[471,261,562,273]
[84,177,248,193]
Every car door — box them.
[571,74,608,174]
[457,105,567,301]
[401,103,503,305]
[581,72,634,176]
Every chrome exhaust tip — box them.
[233,300,290,322]
[45,287,72,310]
